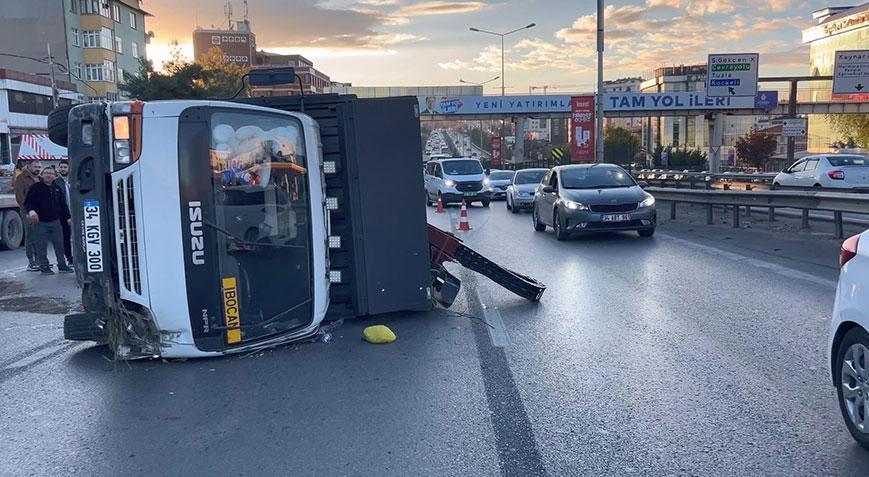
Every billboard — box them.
[569,96,595,163]
[491,137,502,167]
[605,91,778,112]
[193,29,256,66]
[418,95,572,116]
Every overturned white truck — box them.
[50,70,544,359]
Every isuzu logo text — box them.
[188,201,205,265]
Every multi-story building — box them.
[0,69,79,165]
[193,21,257,67]
[0,0,150,102]
[252,53,331,95]
[802,4,869,151]
[603,77,644,132]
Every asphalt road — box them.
[2,201,869,476]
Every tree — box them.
[734,128,778,170]
[603,126,640,166]
[650,145,707,170]
[826,114,869,148]
[122,42,248,100]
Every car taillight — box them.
[828,170,845,180]
[840,233,860,267]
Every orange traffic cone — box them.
[458,199,471,231]
[436,195,444,213]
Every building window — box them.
[131,41,138,58]
[99,0,110,17]
[103,60,115,83]
[106,92,119,101]
[73,62,82,80]
[115,36,123,54]
[100,27,113,49]
[83,31,98,48]
[117,67,124,83]
[71,28,80,47]
[70,0,77,13]
[113,4,120,21]
[79,0,88,13]
[673,123,680,147]
[129,12,137,29]
[86,63,103,81]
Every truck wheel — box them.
[48,105,73,147]
[0,210,24,250]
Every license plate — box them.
[464,192,476,196]
[602,214,631,222]
[82,200,103,272]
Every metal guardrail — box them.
[647,187,869,238]
[635,169,777,187]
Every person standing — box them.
[13,160,41,271]
[54,160,73,264]
[24,167,72,274]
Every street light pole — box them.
[470,24,536,163]
[460,76,499,152]
[595,0,604,163]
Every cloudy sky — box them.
[142,0,826,93]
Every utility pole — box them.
[595,0,605,163]
[46,43,59,108]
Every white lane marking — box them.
[657,232,837,290]
[483,306,511,347]
[3,341,69,371]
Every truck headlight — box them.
[444,179,455,187]
[565,200,588,211]
[639,196,655,208]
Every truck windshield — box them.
[442,160,483,175]
[206,111,312,344]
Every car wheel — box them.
[638,227,655,237]
[510,199,519,214]
[532,205,546,231]
[835,327,869,450]
[481,198,490,207]
[772,182,780,189]
[506,196,512,210]
[554,209,569,241]
[814,183,823,188]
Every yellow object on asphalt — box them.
[363,325,396,344]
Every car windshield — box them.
[442,160,483,175]
[514,170,547,184]
[560,167,636,189]
[827,156,868,167]
[489,172,514,181]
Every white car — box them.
[774,154,869,189]
[506,168,548,212]
[829,229,869,449]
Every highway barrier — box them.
[647,187,869,238]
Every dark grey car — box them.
[531,164,656,240]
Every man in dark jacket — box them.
[24,167,72,274]
[54,160,73,264]
[13,160,41,270]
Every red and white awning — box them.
[16,134,67,161]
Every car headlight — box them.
[639,195,655,208]
[483,178,490,185]
[564,200,589,211]
[444,179,455,187]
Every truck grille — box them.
[455,181,483,192]
[589,203,638,213]
[115,176,141,295]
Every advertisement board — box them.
[605,91,777,112]
[418,95,572,116]
[569,96,595,163]
[193,30,255,66]
[490,137,502,167]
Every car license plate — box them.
[602,214,631,222]
[83,200,103,272]
[464,192,476,196]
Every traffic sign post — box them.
[781,118,807,137]
[833,50,869,94]
[707,53,759,97]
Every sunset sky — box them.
[142,0,826,94]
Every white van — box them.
[424,158,491,207]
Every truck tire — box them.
[48,105,73,147]
[0,210,24,250]
[63,313,107,342]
